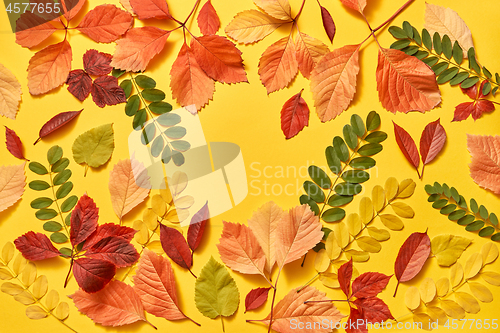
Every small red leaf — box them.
[338,258,353,297]
[129,0,171,20]
[83,50,113,76]
[85,236,139,268]
[281,89,310,139]
[351,272,392,299]
[353,296,394,322]
[14,231,60,261]
[245,287,271,313]
[319,5,336,43]
[346,307,367,333]
[472,100,495,120]
[91,76,127,108]
[160,224,193,270]
[461,84,477,100]
[73,257,116,293]
[34,110,83,145]
[70,194,99,247]
[420,119,446,165]
[67,69,92,101]
[478,80,489,99]
[187,202,209,252]
[5,126,26,160]
[452,102,475,122]
[393,121,420,170]
[83,223,136,250]
[197,0,220,35]
[76,4,133,43]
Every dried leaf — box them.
[77,5,133,43]
[464,252,482,279]
[467,134,500,194]
[454,291,480,313]
[91,76,127,108]
[436,277,450,296]
[5,127,25,160]
[84,236,139,268]
[258,36,297,94]
[83,50,113,76]
[0,163,26,213]
[315,249,330,272]
[468,282,493,302]
[15,12,57,49]
[62,0,86,22]
[405,286,420,310]
[338,259,352,297]
[26,305,47,319]
[426,306,447,325]
[0,63,22,119]
[66,70,92,101]
[351,272,392,298]
[310,45,360,122]
[160,224,192,270]
[481,243,498,264]
[340,0,367,14]
[481,271,500,286]
[82,223,137,251]
[129,0,171,19]
[187,202,209,252]
[70,194,99,246]
[393,122,420,170]
[420,119,447,166]
[391,202,414,218]
[280,90,310,139]
[245,287,271,313]
[440,299,465,319]
[450,262,464,288]
[419,277,436,303]
[254,0,292,20]
[453,100,494,122]
[198,1,220,35]
[225,10,284,44]
[295,32,329,79]
[73,257,116,293]
[353,296,394,323]
[34,110,83,145]
[14,232,60,261]
[431,234,472,266]
[319,5,336,43]
[413,312,433,331]
[72,123,114,174]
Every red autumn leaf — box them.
[70,280,148,326]
[393,121,420,171]
[82,223,136,250]
[187,202,209,252]
[376,48,441,113]
[5,126,26,160]
[394,232,431,296]
[295,32,329,80]
[62,0,86,22]
[111,27,170,72]
[83,50,113,76]
[319,4,336,43]
[281,89,310,139]
[353,296,394,322]
[338,258,353,297]
[245,287,271,313]
[467,134,500,195]
[420,118,446,168]
[198,0,220,35]
[160,224,193,270]
[77,4,133,43]
[73,257,116,293]
[351,272,392,299]
[66,69,92,101]
[169,43,215,111]
[346,307,367,333]
[453,82,495,121]
[85,236,139,268]
[34,110,83,145]
[129,0,171,20]
[14,231,60,261]
[191,35,248,84]
[27,40,72,95]
[462,83,477,100]
[70,194,99,247]
[258,36,298,94]
[91,75,127,108]
[340,0,367,14]
[15,12,57,49]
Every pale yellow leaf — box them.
[173,195,194,209]
[359,197,374,224]
[0,62,22,119]
[14,290,36,305]
[1,282,24,295]
[0,268,13,280]
[295,32,329,79]
[32,275,47,299]
[225,10,285,44]
[480,243,499,265]
[45,290,59,310]
[356,236,381,253]
[331,261,359,278]
[419,278,436,303]
[325,232,341,260]
[133,220,149,245]
[454,291,480,313]
[314,249,330,273]
[0,163,26,213]
[450,263,463,287]
[464,253,482,279]
[397,179,416,198]
[481,271,500,286]
[405,286,420,310]
[26,305,47,319]
[142,208,157,230]
[146,240,164,255]
[346,213,362,236]
[319,273,339,288]
[371,185,385,212]
[166,208,189,223]
[367,227,390,241]
[426,306,447,325]
[436,277,449,297]
[379,214,404,230]
[385,177,399,201]
[431,234,472,266]
[160,187,172,204]
[168,171,188,197]
[391,202,415,218]
[12,253,27,275]
[1,242,15,264]
[413,313,433,331]
[468,282,493,303]
[254,0,292,20]
[54,302,70,320]
[21,263,36,287]
[345,249,369,262]
[151,194,166,217]
[440,299,465,319]
[424,3,474,58]
[109,159,151,220]
[333,222,349,248]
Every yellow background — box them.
[1,0,500,332]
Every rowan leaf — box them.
[5,127,25,160]
[111,27,170,72]
[420,119,447,166]
[14,232,60,261]
[430,234,472,266]
[245,287,271,313]
[0,163,26,213]
[66,70,92,101]
[295,32,329,79]
[160,224,192,270]
[340,0,367,14]
[310,45,360,122]
[319,5,336,43]
[260,286,344,333]
[225,10,285,44]
[351,272,392,298]
[73,257,116,293]
[393,122,420,170]
[170,43,215,111]
[15,12,57,49]
[85,236,139,268]
[254,0,292,20]
[0,63,22,119]
[187,202,209,252]
[466,134,500,194]
[129,0,171,19]
[376,48,441,113]
[353,296,394,323]
[70,194,99,246]
[91,76,127,108]
[338,259,352,297]
[133,249,187,320]
[109,159,151,220]
[62,0,86,22]
[71,280,147,326]
[72,123,114,174]
[27,40,72,95]
[198,0,220,35]
[34,110,83,145]
[195,257,239,319]
[280,90,310,139]
[258,36,298,94]
[77,5,133,43]
[191,35,248,84]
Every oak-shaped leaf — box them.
[160,224,193,270]
[5,126,26,160]
[70,194,99,247]
[0,62,22,119]
[0,163,26,213]
[198,0,220,35]
[467,134,500,194]
[187,202,209,252]
[34,110,83,145]
[245,287,271,313]
[76,4,133,43]
[281,89,309,139]
[73,257,116,293]
[91,76,127,108]
[14,231,60,261]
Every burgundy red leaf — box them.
[70,194,99,247]
[160,224,193,270]
[187,202,209,252]
[85,236,139,268]
[420,119,447,167]
[346,307,367,333]
[34,110,83,145]
[67,70,92,101]
[393,121,420,171]
[14,231,60,261]
[319,4,336,43]
[83,223,136,250]
[91,76,127,108]
[351,272,392,299]
[281,90,310,139]
[83,50,113,76]
[453,82,495,121]
[353,296,394,323]
[73,257,116,293]
[5,126,26,160]
[338,258,353,297]
[245,287,271,313]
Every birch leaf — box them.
[430,235,472,266]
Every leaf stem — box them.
[183,0,202,26]
[304,299,348,304]
[64,258,74,288]
[294,0,307,22]
[188,267,198,279]
[267,268,283,333]
[144,318,158,330]
[221,316,225,332]
[48,170,71,239]
[372,0,415,33]
[297,272,319,292]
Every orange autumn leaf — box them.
[467,135,500,194]
[129,0,171,20]
[0,63,22,120]
[280,90,310,139]
[120,0,136,15]
[27,40,72,95]
[111,27,170,72]
[170,43,215,111]
[0,163,26,213]
[15,12,57,49]
[76,4,133,43]
[295,32,329,79]
[258,36,298,94]
[225,10,285,44]
[190,35,248,84]
[376,48,441,114]
[340,0,367,14]
[310,44,360,122]
[198,0,220,35]
[254,0,292,20]
[108,159,151,220]
[62,0,87,23]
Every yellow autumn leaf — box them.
[413,313,433,331]
[151,194,167,217]
[454,291,480,313]
[345,249,369,262]
[72,123,115,175]
[254,0,292,20]
[14,291,36,305]
[0,62,22,119]
[173,195,195,209]
[314,249,330,273]
[436,277,450,297]
[391,202,415,218]
[419,278,436,303]
[45,290,59,310]
[384,177,399,201]
[464,252,483,279]
[1,282,24,295]
[32,275,48,299]
[0,163,26,213]
[168,171,188,197]
[0,268,13,280]
[431,234,472,266]
[12,253,27,275]
[346,213,362,236]
[54,302,70,320]
[25,305,47,320]
[109,159,151,220]
[142,208,157,230]
[468,282,493,303]
[146,240,164,255]
[356,236,381,253]
[405,286,420,310]
[450,262,463,287]
[225,10,284,44]
[480,243,499,265]
[21,263,37,287]
[1,242,15,264]
[367,227,390,241]
[133,220,149,245]
[334,222,349,248]
[359,197,374,224]
[325,232,341,260]
[481,271,500,286]
[379,214,404,230]
[440,299,465,319]
[160,186,173,204]
[426,306,447,325]
[319,272,339,288]
[372,185,385,212]
[295,32,329,79]
[397,179,416,198]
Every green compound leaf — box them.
[452,41,463,64]
[164,126,186,139]
[47,146,63,165]
[51,158,69,173]
[334,183,362,196]
[133,109,147,129]
[308,166,331,189]
[358,143,383,156]
[422,29,432,50]
[422,57,439,67]
[442,35,452,59]
[120,80,132,98]
[402,21,413,38]
[349,157,376,169]
[440,204,457,215]
[61,195,78,213]
[29,180,50,191]
[437,67,459,84]
[365,131,387,143]
[149,102,172,115]
[141,123,156,145]
[449,72,469,86]
[325,146,341,175]
[304,181,325,203]
[50,233,68,244]
[195,257,239,320]
[56,182,73,199]
[125,95,140,117]
[59,247,72,257]
[29,162,48,175]
[433,32,442,54]
[341,170,370,184]
[328,194,353,207]
[43,221,63,232]
[157,113,181,127]
[53,169,71,186]
[35,209,58,220]
[350,114,365,137]
[432,62,448,75]
[388,26,407,39]
[30,197,53,209]
[333,136,349,162]
[72,124,114,174]
[135,75,156,89]
[366,111,380,131]
[173,151,185,166]
[322,208,345,222]
[391,39,411,50]
[343,125,358,150]
[151,136,164,158]
[161,145,172,164]
[479,227,495,237]
[141,88,165,102]
[461,76,479,89]
[299,195,320,215]
[171,140,191,152]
